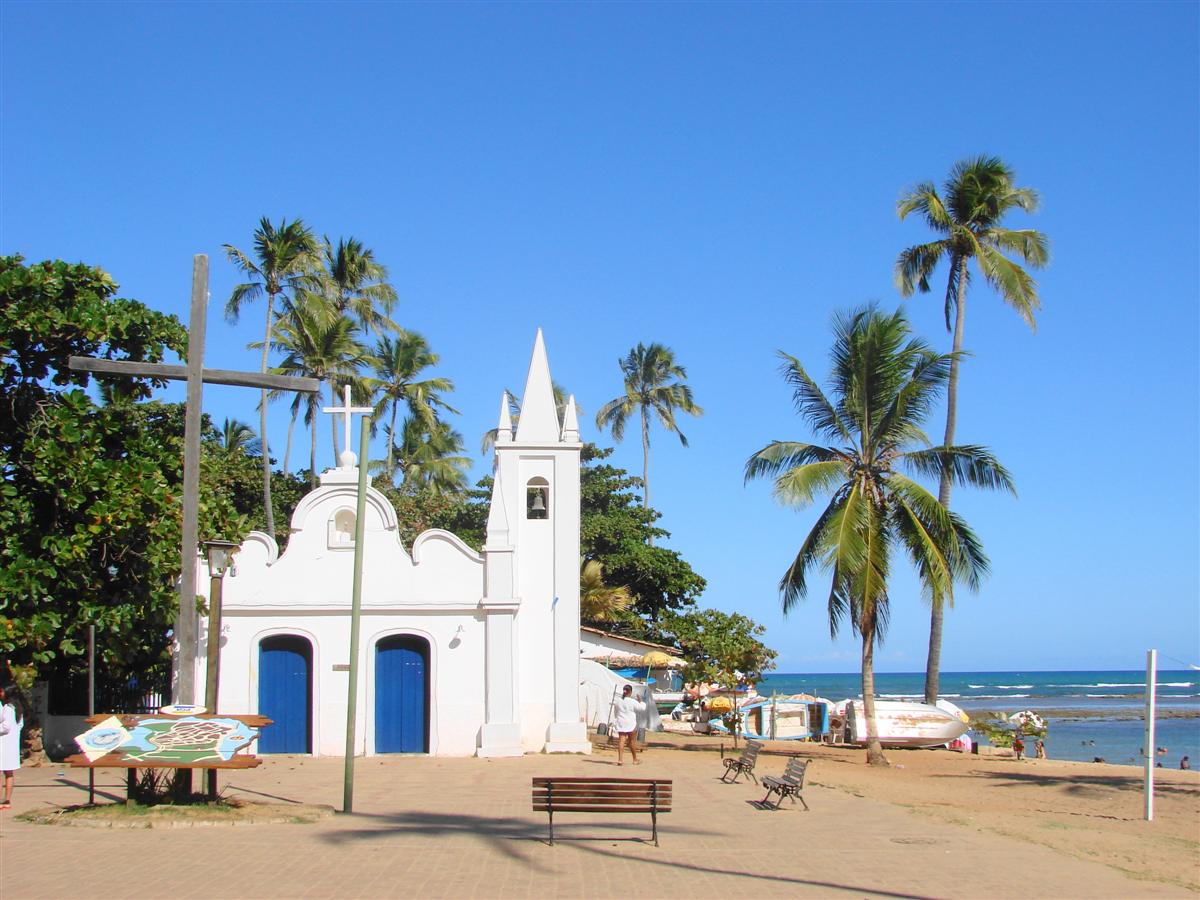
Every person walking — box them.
[0,685,23,809]
[612,684,646,766]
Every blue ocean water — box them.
[755,670,1200,766]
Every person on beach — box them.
[0,685,23,809]
[612,684,646,766]
[1034,739,1046,759]
[1182,756,1191,770]
[1012,734,1025,760]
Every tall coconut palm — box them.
[594,343,702,519]
[745,307,1013,766]
[219,418,261,456]
[369,331,457,481]
[265,297,372,487]
[391,416,471,493]
[895,155,1048,703]
[318,236,399,335]
[224,217,321,535]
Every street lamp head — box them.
[203,539,240,577]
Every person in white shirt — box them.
[0,685,23,810]
[612,684,646,766]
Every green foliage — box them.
[580,445,706,620]
[661,608,777,686]
[373,476,489,551]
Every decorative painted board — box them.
[67,713,272,768]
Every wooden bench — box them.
[532,777,672,846]
[759,757,809,810]
[720,739,763,784]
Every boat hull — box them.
[842,700,967,748]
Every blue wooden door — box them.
[375,636,428,753]
[258,636,312,753]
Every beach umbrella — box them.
[707,696,734,712]
[1009,710,1046,731]
[642,651,672,666]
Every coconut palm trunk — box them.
[641,404,652,544]
[925,257,969,704]
[310,395,319,488]
[861,625,888,766]
[260,293,275,536]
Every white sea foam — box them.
[967,684,985,689]
[995,685,1033,689]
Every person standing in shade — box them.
[1035,739,1047,759]
[612,684,646,766]
[0,685,23,810]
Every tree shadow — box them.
[316,808,934,897]
[937,768,1199,798]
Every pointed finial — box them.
[561,394,579,443]
[484,466,510,548]
[514,328,560,442]
[496,391,513,444]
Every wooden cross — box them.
[68,255,320,704]
[323,384,373,465]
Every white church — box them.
[175,331,595,757]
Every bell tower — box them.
[478,330,589,755]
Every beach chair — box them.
[720,739,763,784]
[759,757,809,810]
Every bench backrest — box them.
[741,740,763,764]
[782,757,808,785]
[532,777,673,813]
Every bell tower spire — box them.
[514,329,560,443]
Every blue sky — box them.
[3,2,1197,673]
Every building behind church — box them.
[175,331,592,757]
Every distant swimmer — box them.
[1093,757,1106,763]
[1156,746,1168,756]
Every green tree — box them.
[0,257,245,688]
[580,560,634,625]
[223,217,321,536]
[895,155,1048,703]
[390,417,471,494]
[745,307,1012,765]
[580,445,706,621]
[594,343,702,519]
[370,331,457,481]
[265,297,372,486]
[317,236,398,335]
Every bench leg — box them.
[548,811,554,846]
[797,793,809,811]
[652,809,658,847]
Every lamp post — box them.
[202,539,239,800]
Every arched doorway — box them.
[258,635,313,753]
[375,635,429,753]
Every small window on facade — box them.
[526,477,549,520]
[328,508,356,548]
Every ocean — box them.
[754,669,1200,767]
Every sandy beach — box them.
[1,734,1196,898]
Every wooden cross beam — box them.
[67,255,321,704]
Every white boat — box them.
[839,699,968,748]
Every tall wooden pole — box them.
[1144,648,1157,822]
[87,624,95,805]
[204,571,224,800]
[177,255,208,705]
[343,415,371,813]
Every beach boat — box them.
[839,699,968,748]
[739,694,832,741]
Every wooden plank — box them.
[68,356,321,393]
[533,805,667,814]
[65,754,262,769]
[84,713,273,727]
[532,777,670,785]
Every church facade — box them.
[175,331,592,757]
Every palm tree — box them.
[265,297,372,486]
[369,331,457,481]
[224,217,321,535]
[594,343,702,518]
[391,417,471,493]
[219,418,261,456]
[481,383,581,453]
[317,236,399,335]
[895,155,1048,703]
[580,560,633,625]
[745,307,1013,765]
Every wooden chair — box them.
[759,757,809,810]
[532,777,672,846]
[720,739,763,784]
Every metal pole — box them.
[176,255,208,705]
[1144,648,1157,822]
[204,571,223,800]
[343,415,371,813]
[87,624,95,805]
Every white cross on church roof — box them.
[323,384,373,468]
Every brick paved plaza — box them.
[0,744,1189,899]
